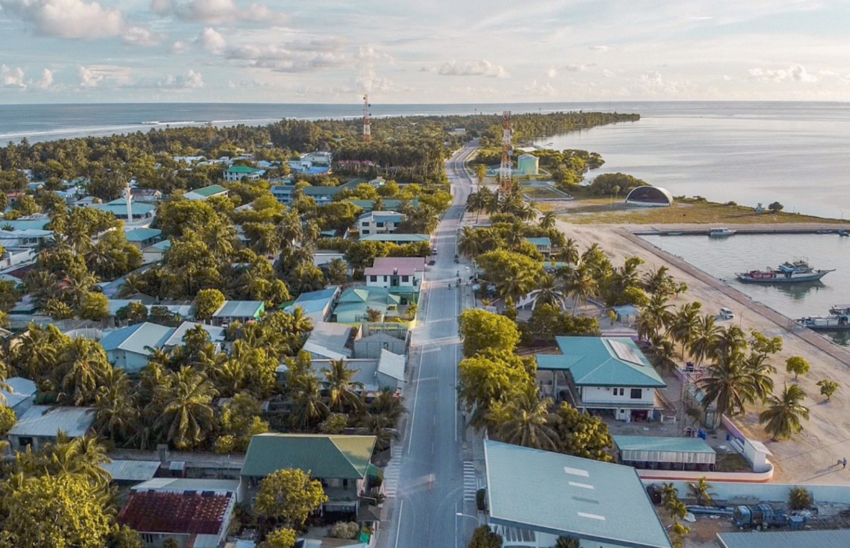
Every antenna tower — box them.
[499,111,513,194]
[363,94,372,143]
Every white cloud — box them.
[565,63,590,72]
[77,65,132,88]
[547,66,557,78]
[523,79,557,96]
[438,59,508,78]
[1,65,27,89]
[637,70,695,95]
[198,27,227,54]
[123,25,162,47]
[171,40,190,54]
[36,68,53,89]
[158,69,204,89]
[588,45,609,51]
[749,65,818,83]
[153,0,287,25]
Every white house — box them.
[0,229,52,250]
[224,165,262,182]
[364,257,426,301]
[100,322,173,374]
[357,211,405,236]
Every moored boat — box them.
[736,259,835,284]
[798,313,850,331]
[708,227,736,238]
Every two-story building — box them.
[224,165,262,182]
[535,336,666,423]
[364,257,425,303]
[356,211,406,236]
[525,236,552,257]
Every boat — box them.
[736,259,835,284]
[839,230,849,237]
[816,229,835,234]
[798,312,850,331]
[830,304,850,315]
[708,228,736,238]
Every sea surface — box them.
[641,233,850,345]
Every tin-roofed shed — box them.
[614,435,716,469]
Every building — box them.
[525,236,552,256]
[348,198,418,213]
[224,165,262,182]
[278,354,402,395]
[92,201,156,221]
[625,186,674,207]
[130,188,163,203]
[283,286,340,325]
[100,322,174,374]
[240,434,377,516]
[0,229,52,249]
[301,151,333,166]
[360,233,430,244]
[8,406,96,452]
[516,153,539,176]
[211,300,265,326]
[0,377,37,417]
[718,530,850,548]
[302,321,353,360]
[118,479,238,548]
[364,257,425,302]
[535,337,666,422]
[334,287,401,324]
[356,211,406,236]
[161,322,226,350]
[270,185,340,205]
[614,435,716,472]
[354,331,408,359]
[484,440,672,548]
[124,228,163,249]
[184,184,229,201]
[101,460,161,485]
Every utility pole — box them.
[499,111,512,196]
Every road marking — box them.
[454,343,459,441]
[383,443,401,498]
[463,461,477,502]
[394,499,404,548]
[406,346,425,455]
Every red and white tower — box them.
[499,111,513,194]
[363,94,372,143]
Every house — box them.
[0,229,52,249]
[212,300,265,326]
[302,151,333,167]
[302,321,353,360]
[240,434,377,517]
[161,322,226,350]
[360,233,430,244]
[142,240,172,263]
[526,236,552,256]
[283,286,340,325]
[364,257,426,300]
[376,349,406,390]
[484,440,672,548]
[535,336,666,423]
[100,460,162,486]
[279,353,402,395]
[130,188,163,203]
[119,479,238,548]
[333,287,400,324]
[124,228,163,249]
[354,331,408,359]
[92,201,156,220]
[184,184,229,201]
[0,217,50,231]
[613,435,716,472]
[270,185,340,205]
[348,198,418,213]
[8,406,96,452]
[0,377,37,417]
[224,165,262,182]
[100,322,173,374]
[356,211,405,236]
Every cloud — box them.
[36,68,53,89]
[637,70,695,95]
[588,45,609,51]
[171,40,190,54]
[565,63,590,72]
[1,65,27,89]
[77,65,132,88]
[547,66,557,78]
[152,0,287,25]
[0,0,157,44]
[748,65,818,83]
[158,69,204,89]
[523,79,557,96]
[438,60,508,78]
[198,27,227,54]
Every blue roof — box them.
[485,440,671,548]
[614,435,716,454]
[526,237,552,247]
[100,322,172,356]
[718,530,850,548]
[0,219,50,231]
[91,203,156,216]
[535,337,665,388]
[213,300,264,319]
[286,287,338,315]
[146,240,172,252]
[124,228,162,242]
[360,234,430,243]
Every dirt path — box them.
[556,221,850,486]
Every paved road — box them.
[380,143,478,548]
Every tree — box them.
[668,302,702,359]
[78,291,109,321]
[817,379,839,401]
[550,402,613,461]
[290,372,330,431]
[325,258,348,286]
[108,526,145,548]
[688,314,720,366]
[530,274,566,310]
[759,383,810,440]
[255,469,328,529]
[194,288,226,321]
[490,384,557,451]
[262,528,298,548]
[0,405,16,436]
[785,356,810,380]
[458,309,520,358]
[788,486,812,510]
[0,474,113,548]
[94,368,139,444]
[458,353,533,429]
[696,356,755,416]
[322,359,364,413]
[768,201,784,213]
[688,477,715,506]
[468,526,502,548]
[152,366,218,449]
[565,265,598,314]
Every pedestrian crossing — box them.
[383,444,401,498]
[463,461,477,502]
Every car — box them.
[428,259,436,266]
[719,307,735,320]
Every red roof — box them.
[118,491,232,536]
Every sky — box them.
[1,0,850,103]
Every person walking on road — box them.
[843,457,847,469]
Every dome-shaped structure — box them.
[625,186,673,207]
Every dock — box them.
[632,223,850,237]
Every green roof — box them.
[124,228,162,242]
[241,434,376,480]
[227,165,259,173]
[526,237,552,247]
[189,184,228,197]
[613,435,716,454]
[535,337,665,388]
[485,440,671,548]
[361,234,430,243]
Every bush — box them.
[329,522,359,539]
[0,405,17,436]
[789,487,812,510]
[214,434,237,454]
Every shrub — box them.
[329,522,359,539]
[789,487,812,510]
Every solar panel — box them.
[609,339,644,366]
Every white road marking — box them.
[394,499,404,548]
[463,461,477,502]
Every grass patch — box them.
[523,186,569,200]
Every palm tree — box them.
[646,336,678,375]
[491,384,558,451]
[322,359,364,413]
[58,338,110,405]
[743,352,776,402]
[530,274,566,310]
[153,366,218,450]
[204,222,237,260]
[637,292,673,341]
[759,384,810,440]
[539,211,557,230]
[668,302,702,359]
[94,368,139,445]
[710,325,747,365]
[566,265,598,314]
[368,388,407,426]
[689,314,720,365]
[117,274,147,298]
[688,477,715,506]
[290,372,330,431]
[696,355,754,416]
[555,238,579,266]
[457,227,483,258]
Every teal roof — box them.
[0,219,50,231]
[146,240,172,252]
[338,287,400,310]
[188,184,228,198]
[526,237,552,247]
[241,434,377,480]
[613,435,716,454]
[213,300,264,319]
[360,234,430,243]
[485,440,671,548]
[535,337,665,388]
[124,228,162,242]
[100,322,172,356]
[226,165,259,173]
[91,203,156,216]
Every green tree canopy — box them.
[194,288,226,320]
[458,309,520,358]
[255,469,328,529]
[785,356,810,380]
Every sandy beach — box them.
[556,220,850,486]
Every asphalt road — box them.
[380,143,478,548]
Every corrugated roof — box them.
[0,377,37,409]
[305,322,352,358]
[162,322,225,348]
[100,322,173,355]
[213,300,264,319]
[241,434,376,480]
[364,257,426,277]
[286,287,338,315]
[92,203,156,215]
[361,234,430,243]
[535,337,666,388]
[485,440,671,548]
[0,219,50,231]
[718,530,850,548]
[132,478,240,494]
[526,237,552,246]
[101,460,161,482]
[9,406,95,438]
[107,299,143,316]
[614,435,716,454]
[378,349,405,381]
[118,490,233,536]
[124,228,162,242]
[227,165,259,173]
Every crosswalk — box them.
[463,461,477,502]
[383,444,401,498]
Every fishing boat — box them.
[708,227,736,238]
[736,259,835,284]
[839,230,849,237]
[830,304,850,315]
[798,311,850,331]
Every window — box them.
[362,222,370,227]
[377,222,385,228]
[383,276,388,282]
[402,275,409,282]
[362,230,370,235]
[370,275,377,282]
[630,388,642,399]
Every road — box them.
[380,142,478,548]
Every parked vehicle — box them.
[733,504,788,528]
[720,307,735,320]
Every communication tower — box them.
[363,95,372,143]
[499,111,513,194]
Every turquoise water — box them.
[641,233,850,345]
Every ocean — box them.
[2,101,850,217]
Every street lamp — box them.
[455,512,481,548]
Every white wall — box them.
[581,386,656,406]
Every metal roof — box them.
[101,460,161,482]
[162,322,225,348]
[0,219,50,231]
[286,287,338,315]
[525,237,552,247]
[0,377,37,410]
[226,165,259,173]
[9,406,96,438]
[124,228,162,242]
[614,436,716,454]
[485,440,671,548]
[304,322,352,358]
[118,490,233,537]
[132,478,240,494]
[361,234,430,243]
[717,530,850,548]
[535,337,666,388]
[100,322,173,356]
[241,434,376,480]
[377,349,405,381]
[213,300,264,319]
[92,203,156,215]
[364,257,426,277]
